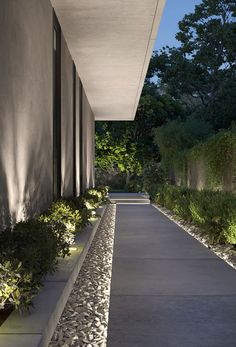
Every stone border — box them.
[0,206,107,347]
[49,203,116,347]
[152,204,236,270]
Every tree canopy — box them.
[148,0,236,130]
[95,0,236,189]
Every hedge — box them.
[0,186,108,312]
[188,130,236,188]
[154,185,236,245]
[170,130,236,190]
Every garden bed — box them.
[49,203,116,347]
[0,205,107,347]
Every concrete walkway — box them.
[107,201,236,347]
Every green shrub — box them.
[96,185,109,199]
[0,261,36,311]
[0,220,59,281]
[172,187,191,220]
[164,130,236,190]
[125,179,142,193]
[0,220,60,310]
[68,195,95,225]
[0,186,108,312]
[142,161,165,197]
[224,221,236,244]
[45,221,71,258]
[189,191,236,243]
[76,187,109,219]
[153,185,236,245]
[202,131,236,187]
[83,190,102,209]
[86,188,103,203]
[154,117,213,172]
[40,200,82,238]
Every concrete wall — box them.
[82,90,95,192]
[0,0,53,229]
[75,74,82,195]
[0,0,95,229]
[61,34,74,197]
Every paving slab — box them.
[0,335,42,347]
[113,227,218,259]
[108,295,236,347]
[107,204,236,347]
[111,258,236,295]
[109,193,150,204]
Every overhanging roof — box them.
[51,0,166,120]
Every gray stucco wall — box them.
[82,90,95,192]
[75,74,82,195]
[0,0,53,229]
[61,34,74,198]
[0,0,96,229]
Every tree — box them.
[95,82,185,176]
[95,124,142,185]
[154,117,213,161]
[148,0,236,130]
[96,0,236,190]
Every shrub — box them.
[186,130,236,189]
[142,161,165,198]
[125,179,142,193]
[0,220,59,310]
[0,186,108,312]
[153,185,236,244]
[154,117,213,165]
[86,188,103,203]
[0,220,59,281]
[45,221,71,258]
[164,130,236,190]
[189,191,236,243]
[73,186,109,221]
[40,200,82,238]
[67,196,93,227]
[96,185,109,199]
[172,187,191,220]
[224,222,236,244]
[0,261,36,311]
[83,190,103,209]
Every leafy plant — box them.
[154,117,213,169]
[40,200,82,237]
[0,186,108,312]
[141,161,165,198]
[46,221,71,258]
[0,220,59,310]
[0,261,35,311]
[96,185,109,199]
[188,130,236,189]
[154,185,236,244]
[67,196,93,226]
[0,220,59,281]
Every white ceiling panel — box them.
[51,0,166,120]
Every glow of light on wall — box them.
[2,105,30,224]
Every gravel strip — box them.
[49,203,116,347]
[153,204,236,269]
